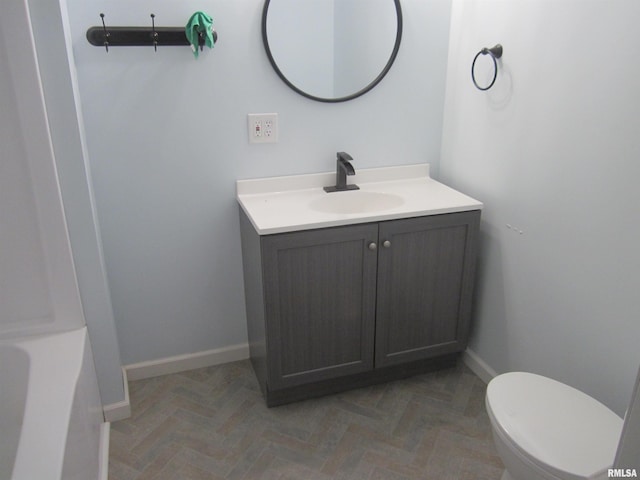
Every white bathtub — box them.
[0,327,109,480]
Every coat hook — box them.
[100,13,110,52]
[86,13,219,50]
[150,13,158,51]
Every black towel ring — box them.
[472,44,503,91]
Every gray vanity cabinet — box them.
[374,212,480,367]
[261,223,379,390]
[239,208,480,406]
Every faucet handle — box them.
[337,151,353,163]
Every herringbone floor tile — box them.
[109,360,503,479]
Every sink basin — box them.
[309,191,404,214]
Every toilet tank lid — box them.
[486,372,623,478]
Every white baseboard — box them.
[463,348,497,384]
[124,343,250,382]
[103,367,131,422]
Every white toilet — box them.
[486,372,624,480]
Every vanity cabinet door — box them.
[262,223,379,390]
[374,211,480,368]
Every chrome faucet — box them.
[323,152,359,192]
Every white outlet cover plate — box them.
[248,113,278,144]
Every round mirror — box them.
[262,0,403,103]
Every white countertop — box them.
[237,164,483,235]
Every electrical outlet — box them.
[248,113,278,144]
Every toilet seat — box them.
[486,372,623,479]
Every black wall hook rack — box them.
[471,44,503,91]
[86,14,217,51]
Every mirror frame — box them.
[261,0,403,103]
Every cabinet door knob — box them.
[368,242,377,251]
[383,240,391,248]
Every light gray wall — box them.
[65,0,452,364]
[441,0,640,416]
[26,0,125,406]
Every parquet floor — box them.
[108,359,503,479]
